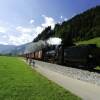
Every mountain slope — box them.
[0,44,15,54]
[0,42,31,55]
[33,6,100,42]
[76,37,100,47]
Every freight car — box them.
[25,44,100,69]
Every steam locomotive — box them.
[25,44,100,69]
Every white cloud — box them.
[42,15,56,29]
[8,23,43,45]
[0,27,7,33]
[60,15,68,21]
[60,16,63,19]
[64,18,68,21]
[8,33,37,45]
[33,26,43,34]
[9,25,43,45]
[0,15,57,45]
[72,14,76,18]
[2,35,7,38]
[30,19,34,24]
[16,26,33,33]
[0,41,8,45]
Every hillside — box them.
[33,6,100,43]
[76,37,100,47]
[0,44,15,54]
[0,42,31,55]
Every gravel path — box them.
[34,60,100,86]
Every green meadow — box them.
[76,37,100,47]
[0,56,81,100]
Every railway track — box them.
[31,60,100,86]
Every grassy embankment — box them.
[76,37,100,47]
[76,37,100,70]
[0,56,81,100]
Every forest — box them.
[33,6,100,44]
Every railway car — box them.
[35,52,38,59]
[31,52,35,58]
[38,51,43,60]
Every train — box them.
[24,44,100,69]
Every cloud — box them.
[30,19,34,24]
[0,15,57,45]
[9,25,44,45]
[72,14,76,18]
[60,16,63,19]
[12,15,56,45]
[42,15,56,29]
[0,27,7,33]
[0,41,8,45]
[16,26,33,33]
[2,35,7,38]
[8,33,37,45]
[33,26,43,34]
[60,15,68,21]
[64,18,68,21]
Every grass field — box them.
[0,56,81,100]
[76,37,100,47]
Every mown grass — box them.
[0,56,81,100]
[76,37,100,47]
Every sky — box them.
[0,0,100,45]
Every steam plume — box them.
[24,40,47,53]
[47,37,62,45]
[24,37,62,54]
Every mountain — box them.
[0,42,31,55]
[33,6,100,42]
[0,44,15,54]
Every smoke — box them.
[24,37,62,54]
[47,37,62,45]
[24,40,47,53]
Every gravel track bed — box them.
[34,60,100,86]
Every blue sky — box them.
[0,0,100,45]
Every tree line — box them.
[33,6,100,44]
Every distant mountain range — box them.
[0,42,31,55]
